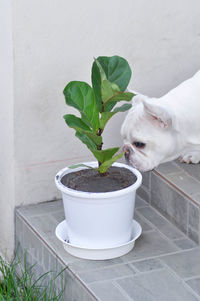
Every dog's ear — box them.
[143,100,177,130]
[131,94,148,106]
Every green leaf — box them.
[105,91,134,104]
[63,81,100,131]
[101,80,120,103]
[104,101,117,112]
[101,79,134,111]
[94,58,107,81]
[91,56,132,113]
[99,112,114,129]
[104,92,133,111]
[82,131,102,146]
[96,56,132,91]
[91,147,119,163]
[75,130,102,149]
[68,163,95,170]
[64,115,102,147]
[64,114,91,131]
[100,103,132,129]
[99,152,124,173]
[113,103,132,113]
[91,61,102,112]
[81,112,93,129]
[75,131,97,150]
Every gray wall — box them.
[0,0,14,258]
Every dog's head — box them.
[121,95,180,172]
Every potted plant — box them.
[55,55,142,259]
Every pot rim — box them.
[55,161,142,199]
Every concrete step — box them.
[137,160,200,244]
[15,198,200,301]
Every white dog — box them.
[121,70,200,172]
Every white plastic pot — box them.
[55,162,142,249]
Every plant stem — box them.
[97,128,103,137]
[96,128,107,175]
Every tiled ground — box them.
[16,197,200,301]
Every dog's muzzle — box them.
[123,144,133,161]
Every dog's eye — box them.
[133,142,146,149]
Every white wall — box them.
[0,0,14,258]
[1,0,200,257]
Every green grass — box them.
[0,253,65,300]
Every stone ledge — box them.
[138,160,200,244]
[15,199,200,301]
[155,160,200,207]
[15,210,98,301]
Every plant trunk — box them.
[97,128,107,176]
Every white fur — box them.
[121,70,200,172]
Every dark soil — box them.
[61,166,137,193]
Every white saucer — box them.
[55,220,142,260]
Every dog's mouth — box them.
[125,154,155,172]
[125,155,142,170]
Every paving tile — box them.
[51,259,67,294]
[43,246,57,271]
[174,160,200,182]
[121,230,179,262]
[135,194,149,209]
[117,269,198,301]
[52,210,65,223]
[64,270,97,301]
[15,214,24,240]
[137,206,184,239]
[192,194,200,206]
[169,198,188,234]
[89,281,129,301]
[151,173,188,233]
[26,214,56,237]
[151,173,169,215]
[131,258,164,272]
[15,237,23,259]
[31,262,45,280]
[166,172,200,198]
[23,224,43,262]
[22,217,79,265]
[173,238,197,250]
[17,200,63,217]
[186,277,200,297]
[141,171,151,189]
[189,202,200,231]
[188,227,199,244]
[24,250,65,297]
[134,211,153,232]
[161,248,200,279]
[15,216,24,257]
[69,257,124,273]
[137,186,151,203]
[78,264,135,283]
[156,161,182,175]
[24,250,33,270]
[44,234,78,265]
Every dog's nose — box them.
[123,144,132,160]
